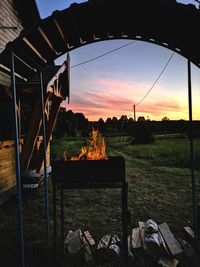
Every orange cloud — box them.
[61,77,190,121]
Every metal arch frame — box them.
[4,1,200,266]
[1,0,200,75]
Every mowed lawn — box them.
[0,135,199,266]
[106,136,200,235]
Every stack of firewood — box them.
[129,220,182,267]
[63,219,199,266]
[64,229,122,266]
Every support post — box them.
[10,45,25,267]
[40,71,50,242]
[187,60,197,238]
[122,182,129,267]
[197,202,200,237]
[53,182,57,264]
[133,104,136,121]
[61,185,64,244]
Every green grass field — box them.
[0,135,199,266]
[50,135,200,236]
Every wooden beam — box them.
[47,56,70,100]
[20,92,50,173]
[36,96,62,172]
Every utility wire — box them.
[70,40,137,68]
[135,51,175,107]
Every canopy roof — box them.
[0,0,200,82]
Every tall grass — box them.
[107,136,200,170]
[51,137,87,160]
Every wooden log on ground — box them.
[183,226,194,239]
[158,223,183,260]
[182,226,198,249]
[158,228,171,257]
[139,221,148,251]
[64,229,85,257]
[157,257,178,267]
[130,227,142,249]
[83,230,95,263]
[139,221,169,259]
[83,230,95,247]
[95,234,121,265]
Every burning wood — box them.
[64,128,107,161]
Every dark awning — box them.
[0,0,200,83]
[16,65,61,87]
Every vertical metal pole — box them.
[133,104,136,121]
[122,182,129,267]
[197,202,200,237]
[187,60,197,238]
[61,185,64,244]
[53,182,57,264]
[40,71,50,241]
[10,45,25,267]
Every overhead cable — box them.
[71,40,137,68]
[135,51,175,106]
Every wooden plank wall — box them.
[0,140,17,194]
[0,138,51,195]
[0,0,23,54]
[0,0,24,87]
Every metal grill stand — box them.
[52,156,129,266]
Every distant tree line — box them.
[1,98,200,143]
[53,108,89,138]
[52,108,200,144]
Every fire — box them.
[64,128,107,161]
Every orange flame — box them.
[64,129,107,160]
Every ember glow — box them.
[64,129,107,160]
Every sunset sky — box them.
[36,0,200,121]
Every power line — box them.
[70,40,137,68]
[135,51,175,107]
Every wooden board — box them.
[158,223,183,260]
[0,142,16,193]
